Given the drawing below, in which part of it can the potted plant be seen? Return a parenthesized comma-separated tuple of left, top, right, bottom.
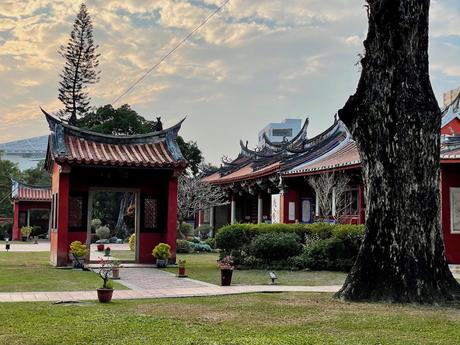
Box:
(104, 246, 111, 256)
(94, 258, 114, 303)
(152, 243, 171, 268)
(20, 226, 32, 242)
(97, 243, 105, 251)
(218, 256, 234, 286)
(69, 241, 88, 268)
(111, 260, 121, 279)
(178, 259, 187, 277)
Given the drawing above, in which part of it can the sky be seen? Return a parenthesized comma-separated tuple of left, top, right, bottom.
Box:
(1, 0, 460, 164)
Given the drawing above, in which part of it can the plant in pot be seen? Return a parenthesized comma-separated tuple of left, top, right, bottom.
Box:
(218, 256, 234, 286)
(97, 243, 105, 252)
(152, 243, 171, 268)
(104, 246, 111, 257)
(111, 260, 121, 279)
(20, 226, 32, 242)
(94, 258, 114, 303)
(177, 259, 187, 277)
(69, 241, 88, 268)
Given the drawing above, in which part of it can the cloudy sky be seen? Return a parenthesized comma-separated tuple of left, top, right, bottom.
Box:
(1, 0, 460, 164)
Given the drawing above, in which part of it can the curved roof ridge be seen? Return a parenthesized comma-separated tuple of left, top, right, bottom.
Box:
(10, 178, 51, 189)
(42, 108, 185, 145)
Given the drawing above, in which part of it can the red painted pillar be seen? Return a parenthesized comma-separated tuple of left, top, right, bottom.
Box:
(12, 202, 20, 240)
(165, 176, 178, 262)
(281, 189, 299, 224)
(50, 165, 70, 267)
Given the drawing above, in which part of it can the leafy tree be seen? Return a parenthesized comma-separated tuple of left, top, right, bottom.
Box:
(335, 0, 460, 303)
(78, 104, 204, 174)
(76, 104, 154, 135)
(58, 3, 100, 125)
(22, 161, 51, 186)
(0, 154, 22, 217)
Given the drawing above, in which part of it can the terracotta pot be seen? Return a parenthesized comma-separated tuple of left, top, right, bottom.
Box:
(97, 288, 114, 303)
(220, 269, 233, 286)
(112, 267, 120, 279)
(97, 244, 105, 251)
(178, 266, 186, 276)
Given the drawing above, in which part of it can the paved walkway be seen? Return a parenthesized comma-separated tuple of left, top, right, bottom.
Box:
(0, 285, 342, 303)
(0, 241, 50, 252)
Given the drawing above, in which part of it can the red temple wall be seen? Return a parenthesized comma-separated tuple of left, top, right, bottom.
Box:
(440, 165, 460, 264)
(442, 118, 460, 136)
(50, 166, 179, 266)
(12, 201, 51, 240)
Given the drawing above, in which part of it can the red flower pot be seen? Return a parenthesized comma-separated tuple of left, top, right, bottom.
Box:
(220, 269, 233, 286)
(97, 244, 105, 252)
(97, 288, 114, 303)
(178, 266, 186, 276)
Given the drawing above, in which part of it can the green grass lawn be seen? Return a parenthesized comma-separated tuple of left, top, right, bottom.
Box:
(165, 253, 347, 286)
(110, 250, 135, 261)
(0, 252, 127, 292)
(0, 292, 459, 344)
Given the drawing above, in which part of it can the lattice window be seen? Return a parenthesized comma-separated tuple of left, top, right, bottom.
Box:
(69, 196, 83, 228)
(143, 198, 158, 229)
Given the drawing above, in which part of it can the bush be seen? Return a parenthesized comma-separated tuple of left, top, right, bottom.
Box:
(176, 240, 194, 253)
(251, 232, 302, 262)
(195, 224, 212, 239)
(31, 226, 46, 237)
(128, 234, 136, 251)
(215, 223, 252, 253)
(178, 222, 193, 238)
(69, 241, 87, 257)
(215, 222, 364, 270)
(91, 219, 102, 230)
(20, 226, 32, 237)
(152, 243, 171, 260)
(204, 237, 215, 249)
(0, 222, 12, 240)
(96, 226, 110, 239)
(191, 242, 212, 252)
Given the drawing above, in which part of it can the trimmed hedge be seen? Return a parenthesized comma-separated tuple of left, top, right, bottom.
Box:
(215, 223, 364, 271)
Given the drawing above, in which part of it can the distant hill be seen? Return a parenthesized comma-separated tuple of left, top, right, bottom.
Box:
(0, 135, 48, 170)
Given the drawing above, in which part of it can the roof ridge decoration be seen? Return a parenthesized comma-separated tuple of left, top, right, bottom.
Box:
(42, 108, 187, 169)
(42, 108, 185, 145)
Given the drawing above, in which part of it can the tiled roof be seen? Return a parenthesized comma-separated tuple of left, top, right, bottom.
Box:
(12, 181, 51, 202)
(43, 109, 187, 169)
(283, 139, 360, 175)
(204, 162, 280, 184)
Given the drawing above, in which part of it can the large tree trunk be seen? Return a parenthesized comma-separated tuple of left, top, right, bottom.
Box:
(336, 0, 460, 303)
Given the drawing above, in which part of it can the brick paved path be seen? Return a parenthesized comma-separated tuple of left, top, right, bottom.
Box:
(0, 285, 342, 303)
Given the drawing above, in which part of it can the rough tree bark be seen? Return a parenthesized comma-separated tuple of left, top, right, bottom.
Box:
(336, 0, 460, 303)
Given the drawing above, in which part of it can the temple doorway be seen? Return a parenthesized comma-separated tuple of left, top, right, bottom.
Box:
(87, 188, 139, 262)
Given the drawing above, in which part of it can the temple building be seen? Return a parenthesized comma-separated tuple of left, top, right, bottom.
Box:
(11, 180, 51, 240)
(42, 109, 187, 266)
(202, 95, 460, 264)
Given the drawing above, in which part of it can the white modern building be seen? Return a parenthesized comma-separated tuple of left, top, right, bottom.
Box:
(258, 118, 302, 147)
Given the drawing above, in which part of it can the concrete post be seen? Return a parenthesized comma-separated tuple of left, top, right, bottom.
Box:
(257, 193, 263, 224)
(231, 196, 236, 224)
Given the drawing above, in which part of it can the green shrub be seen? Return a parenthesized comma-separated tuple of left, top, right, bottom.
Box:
(251, 232, 302, 262)
(0, 222, 12, 240)
(178, 222, 193, 238)
(96, 226, 110, 239)
(204, 237, 215, 249)
(215, 223, 252, 252)
(128, 234, 136, 251)
(176, 240, 194, 253)
(31, 226, 46, 237)
(303, 235, 360, 272)
(152, 243, 171, 260)
(69, 241, 87, 257)
(191, 242, 212, 252)
(20, 226, 32, 237)
(195, 224, 212, 239)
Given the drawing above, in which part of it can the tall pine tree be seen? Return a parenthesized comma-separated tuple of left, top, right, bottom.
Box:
(58, 3, 100, 125)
